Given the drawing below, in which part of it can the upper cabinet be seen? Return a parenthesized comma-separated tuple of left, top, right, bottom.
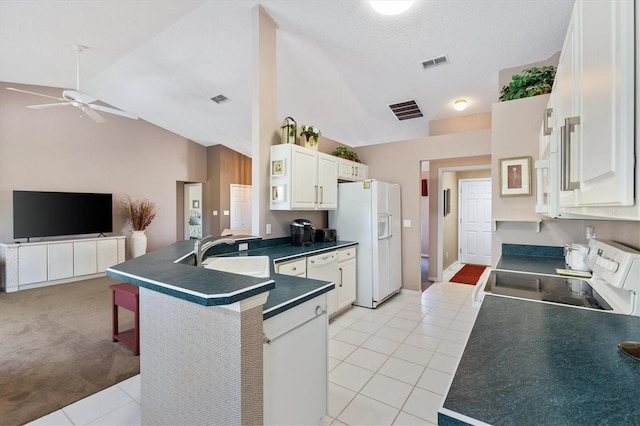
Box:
(540, 0, 638, 220)
(337, 158, 368, 182)
(556, 0, 635, 209)
(270, 144, 338, 211)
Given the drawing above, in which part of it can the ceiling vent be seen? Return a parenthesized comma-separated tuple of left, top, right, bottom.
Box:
(210, 94, 229, 104)
(388, 100, 423, 121)
(422, 55, 449, 69)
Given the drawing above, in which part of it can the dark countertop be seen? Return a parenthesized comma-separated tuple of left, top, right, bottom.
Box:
(439, 295, 640, 426)
(106, 239, 356, 319)
(495, 254, 567, 276)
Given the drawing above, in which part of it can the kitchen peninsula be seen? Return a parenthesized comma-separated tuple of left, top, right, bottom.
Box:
(106, 237, 355, 425)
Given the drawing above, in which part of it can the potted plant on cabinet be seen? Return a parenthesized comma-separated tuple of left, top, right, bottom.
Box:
(300, 125, 320, 150)
(330, 146, 361, 163)
(121, 195, 157, 258)
(499, 66, 556, 101)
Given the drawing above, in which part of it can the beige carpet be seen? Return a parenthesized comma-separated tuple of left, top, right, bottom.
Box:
(0, 276, 140, 425)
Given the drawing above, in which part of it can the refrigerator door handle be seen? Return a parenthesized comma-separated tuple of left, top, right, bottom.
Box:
(387, 213, 392, 238)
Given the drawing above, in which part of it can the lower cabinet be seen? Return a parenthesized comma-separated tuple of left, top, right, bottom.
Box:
(274, 247, 357, 317)
(263, 293, 328, 425)
(337, 247, 357, 312)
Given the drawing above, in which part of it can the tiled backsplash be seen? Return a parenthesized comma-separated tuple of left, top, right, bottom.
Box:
(501, 243, 564, 258)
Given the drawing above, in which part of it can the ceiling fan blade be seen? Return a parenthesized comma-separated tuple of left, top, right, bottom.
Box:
(7, 87, 65, 101)
(89, 104, 138, 120)
(62, 89, 96, 104)
(27, 102, 72, 109)
(82, 106, 107, 123)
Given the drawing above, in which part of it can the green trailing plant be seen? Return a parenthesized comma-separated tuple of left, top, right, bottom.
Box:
(331, 146, 361, 163)
(499, 66, 556, 101)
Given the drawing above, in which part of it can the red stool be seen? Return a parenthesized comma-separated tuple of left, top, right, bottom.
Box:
(110, 283, 140, 356)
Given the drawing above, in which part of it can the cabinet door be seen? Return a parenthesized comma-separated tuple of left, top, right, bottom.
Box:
(338, 159, 355, 181)
(74, 241, 97, 276)
(263, 302, 327, 425)
(18, 245, 47, 285)
(317, 153, 338, 209)
(338, 260, 356, 310)
(48, 242, 74, 281)
(290, 147, 318, 209)
(354, 163, 368, 181)
(97, 239, 118, 272)
(575, 0, 634, 206)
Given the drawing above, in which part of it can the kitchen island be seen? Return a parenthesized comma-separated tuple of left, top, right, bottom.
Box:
(106, 237, 356, 425)
(439, 247, 640, 425)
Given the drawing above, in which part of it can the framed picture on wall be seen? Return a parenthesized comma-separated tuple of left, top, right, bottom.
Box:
(499, 156, 532, 197)
(271, 159, 284, 176)
(444, 188, 451, 216)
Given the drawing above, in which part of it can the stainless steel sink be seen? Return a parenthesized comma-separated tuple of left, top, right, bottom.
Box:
(201, 256, 271, 278)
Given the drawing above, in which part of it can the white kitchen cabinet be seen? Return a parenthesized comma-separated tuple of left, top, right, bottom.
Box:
(270, 144, 338, 211)
(275, 257, 306, 277)
(338, 158, 368, 182)
(337, 246, 356, 312)
(47, 242, 74, 281)
(556, 0, 635, 209)
(263, 293, 328, 425)
(18, 244, 47, 285)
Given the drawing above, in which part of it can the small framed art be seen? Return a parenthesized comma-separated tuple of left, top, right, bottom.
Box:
(499, 156, 532, 197)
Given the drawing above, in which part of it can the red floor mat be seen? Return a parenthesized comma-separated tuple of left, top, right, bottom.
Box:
(450, 264, 487, 285)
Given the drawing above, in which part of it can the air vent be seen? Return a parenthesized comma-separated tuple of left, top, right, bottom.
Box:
(388, 100, 424, 121)
(422, 55, 449, 69)
(210, 94, 229, 104)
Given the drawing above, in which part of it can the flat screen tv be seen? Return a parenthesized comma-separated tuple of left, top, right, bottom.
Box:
(13, 191, 113, 240)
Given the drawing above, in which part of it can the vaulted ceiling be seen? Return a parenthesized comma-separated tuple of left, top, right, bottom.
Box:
(0, 0, 575, 156)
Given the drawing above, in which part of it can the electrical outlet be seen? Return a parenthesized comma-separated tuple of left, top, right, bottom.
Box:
(446, 251, 449, 259)
(213, 210, 218, 216)
(266, 224, 272, 235)
(238, 243, 248, 251)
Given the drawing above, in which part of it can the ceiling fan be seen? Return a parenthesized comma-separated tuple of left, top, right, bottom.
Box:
(6, 44, 137, 123)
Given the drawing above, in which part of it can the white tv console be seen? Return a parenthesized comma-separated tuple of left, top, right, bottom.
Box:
(0, 236, 125, 293)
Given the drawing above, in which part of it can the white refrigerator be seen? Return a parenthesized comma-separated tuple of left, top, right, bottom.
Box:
(329, 180, 402, 308)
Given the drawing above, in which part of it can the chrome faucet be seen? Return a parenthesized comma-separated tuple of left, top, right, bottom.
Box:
(194, 236, 236, 266)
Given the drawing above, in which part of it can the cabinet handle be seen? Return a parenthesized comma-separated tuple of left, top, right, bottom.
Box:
(314, 185, 318, 204)
(339, 267, 343, 287)
(543, 107, 553, 136)
(561, 116, 581, 191)
(352, 165, 355, 177)
(320, 186, 324, 204)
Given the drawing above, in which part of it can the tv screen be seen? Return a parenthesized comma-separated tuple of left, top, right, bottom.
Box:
(13, 191, 113, 239)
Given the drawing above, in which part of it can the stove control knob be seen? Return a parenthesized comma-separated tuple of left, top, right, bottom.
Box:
(607, 260, 619, 272)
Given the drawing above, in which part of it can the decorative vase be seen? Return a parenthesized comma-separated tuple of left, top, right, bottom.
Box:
(131, 230, 147, 258)
(304, 136, 319, 151)
(281, 116, 297, 144)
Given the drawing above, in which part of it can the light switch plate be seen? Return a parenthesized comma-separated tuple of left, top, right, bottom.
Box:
(213, 210, 218, 216)
(403, 219, 411, 227)
(223, 210, 229, 216)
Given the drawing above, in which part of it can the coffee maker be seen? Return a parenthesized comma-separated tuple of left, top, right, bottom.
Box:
(290, 219, 315, 246)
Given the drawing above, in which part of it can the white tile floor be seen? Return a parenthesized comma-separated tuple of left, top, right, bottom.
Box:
(28, 264, 482, 426)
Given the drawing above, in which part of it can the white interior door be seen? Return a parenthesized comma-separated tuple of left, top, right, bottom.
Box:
(230, 184, 252, 231)
(458, 179, 492, 266)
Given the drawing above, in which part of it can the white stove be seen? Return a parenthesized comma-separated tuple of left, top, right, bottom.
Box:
(477, 239, 640, 316)
(585, 239, 640, 315)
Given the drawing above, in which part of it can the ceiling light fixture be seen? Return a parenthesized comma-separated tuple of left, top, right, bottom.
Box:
(454, 99, 468, 111)
(369, 1, 415, 16)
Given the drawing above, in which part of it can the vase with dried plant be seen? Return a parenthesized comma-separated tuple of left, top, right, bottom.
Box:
(121, 195, 157, 257)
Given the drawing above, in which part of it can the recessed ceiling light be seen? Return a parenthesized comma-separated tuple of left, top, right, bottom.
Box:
(454, 99, 468, 111)
(369, 1, 415, 16)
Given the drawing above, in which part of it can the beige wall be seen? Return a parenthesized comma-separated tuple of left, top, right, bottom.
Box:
(429, 112, 492, 137)
(0, 82, 207, 256)
(356, 130, 492, 292)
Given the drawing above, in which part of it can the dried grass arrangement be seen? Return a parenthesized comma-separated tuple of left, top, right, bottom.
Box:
(120, 195, 157, 231)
